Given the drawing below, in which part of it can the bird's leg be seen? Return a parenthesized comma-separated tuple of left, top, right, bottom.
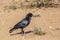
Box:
(21, 28, 25, 34)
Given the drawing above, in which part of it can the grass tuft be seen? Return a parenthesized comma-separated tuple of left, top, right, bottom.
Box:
(33, 27, 46, 35)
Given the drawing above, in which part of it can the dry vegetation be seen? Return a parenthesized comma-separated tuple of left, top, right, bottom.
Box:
(4, 0, 60, 11)
(33, 27, 46, 35)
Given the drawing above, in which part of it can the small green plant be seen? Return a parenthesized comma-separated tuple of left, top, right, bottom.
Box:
(33, 27, 46, 35)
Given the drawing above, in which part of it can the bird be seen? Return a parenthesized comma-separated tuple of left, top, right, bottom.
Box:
(9, 13, 34, 34)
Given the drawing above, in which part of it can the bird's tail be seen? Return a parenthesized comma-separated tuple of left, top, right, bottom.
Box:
(9, 27, 16, 33)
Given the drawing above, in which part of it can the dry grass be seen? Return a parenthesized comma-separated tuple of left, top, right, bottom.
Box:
(4, 0, 21, 11)
(33, 27, 46, 35)
(3, 0, 60, 11)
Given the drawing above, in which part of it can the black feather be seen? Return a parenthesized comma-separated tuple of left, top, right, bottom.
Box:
(9, 13, 33, 34)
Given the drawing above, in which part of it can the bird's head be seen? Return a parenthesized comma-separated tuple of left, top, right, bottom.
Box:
(26, 13, 33, 17)
(26, 13, 40, 18)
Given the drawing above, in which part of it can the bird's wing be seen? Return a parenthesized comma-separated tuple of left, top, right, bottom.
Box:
(18, 20, 28, 26)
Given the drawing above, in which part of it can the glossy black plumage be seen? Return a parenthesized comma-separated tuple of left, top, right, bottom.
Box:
(9, 13, 33, 34)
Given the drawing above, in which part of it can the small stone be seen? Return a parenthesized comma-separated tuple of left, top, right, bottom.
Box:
(48, 26, 53, 29)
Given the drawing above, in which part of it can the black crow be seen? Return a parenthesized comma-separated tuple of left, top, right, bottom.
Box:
(9, 13, 34, 34)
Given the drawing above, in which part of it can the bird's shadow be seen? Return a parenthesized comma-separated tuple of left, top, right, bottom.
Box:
(10, 31, 33, 36)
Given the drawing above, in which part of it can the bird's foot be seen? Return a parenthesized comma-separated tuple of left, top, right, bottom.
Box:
(21, 32, 26, 36)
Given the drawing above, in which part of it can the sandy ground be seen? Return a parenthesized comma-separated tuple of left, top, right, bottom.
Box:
(0, 0, 60, 40)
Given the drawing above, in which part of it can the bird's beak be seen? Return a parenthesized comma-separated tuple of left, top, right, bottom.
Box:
(33, 14, 40, 17)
